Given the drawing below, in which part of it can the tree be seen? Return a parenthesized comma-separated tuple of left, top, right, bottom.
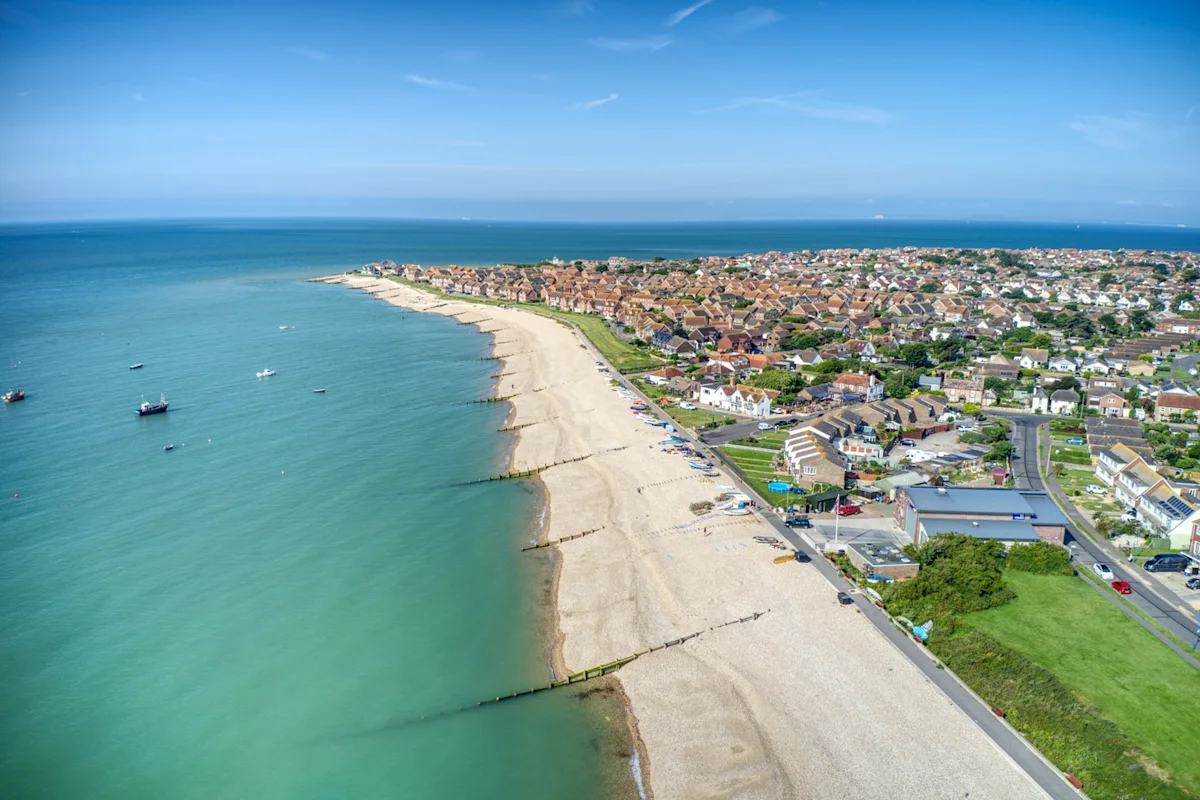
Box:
(813, 359, 846, 375)
(983, 377, 1011, 397)
(962, 402, 982, 416)
(900, 343, 931, 368)
(1129, 309, 1154, 332)
(885, 371, 914, 399)
(1029, 333, 1052, 349)
(990, 441, 1015, 460)
(786, 333, 821, 351)
(1048, 376, 1079, 392)
(1097, 313, 1121, 334)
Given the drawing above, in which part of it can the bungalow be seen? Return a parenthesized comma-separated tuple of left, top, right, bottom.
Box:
(1019, 348, 1049, 369)
(789, 349, 824, 368)
(1048, 389, 1081, 415)
(1048, 355, 1078, 373)
(645, 366, 686, 386)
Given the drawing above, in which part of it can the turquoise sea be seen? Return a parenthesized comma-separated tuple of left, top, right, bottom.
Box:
(1, 219, 1197, 799)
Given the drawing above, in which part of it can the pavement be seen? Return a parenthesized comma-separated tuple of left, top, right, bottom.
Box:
(587, 352, 1080, 800)
(1003, 412, 1200, 653)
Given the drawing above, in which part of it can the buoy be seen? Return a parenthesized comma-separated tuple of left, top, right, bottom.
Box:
(13, 493, 17, 498)
(281, 471, 285, 475)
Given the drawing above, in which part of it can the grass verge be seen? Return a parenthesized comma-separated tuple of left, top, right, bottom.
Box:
(962, 571, 1200, 797)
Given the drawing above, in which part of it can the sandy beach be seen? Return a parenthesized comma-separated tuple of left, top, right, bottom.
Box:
(333, 275, 1048, 800)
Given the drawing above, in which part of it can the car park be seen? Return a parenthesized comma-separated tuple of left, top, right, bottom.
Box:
(1144, 554, 1191, 573)
(1085, 485, 1107, 495)
(1092, 562, 1114, 580)
(1111, 580, 1132, 594)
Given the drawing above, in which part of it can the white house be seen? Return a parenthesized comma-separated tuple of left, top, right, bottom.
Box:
(698, 383, 775, 418)
(1049, 355, 1078, 372)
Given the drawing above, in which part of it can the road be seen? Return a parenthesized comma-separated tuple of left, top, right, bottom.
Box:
(576, 341, 1080, 799)
(1004, 412, 1200, 647)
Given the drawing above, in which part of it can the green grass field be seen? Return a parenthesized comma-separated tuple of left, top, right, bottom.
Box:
(970, 571, 1200, 795)
(718, 446, 794, 506)
(636, 381, 735, 430)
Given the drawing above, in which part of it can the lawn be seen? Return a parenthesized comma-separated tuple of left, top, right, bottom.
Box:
(718, 446, 794, 506)
(969, 571, 1200, 796)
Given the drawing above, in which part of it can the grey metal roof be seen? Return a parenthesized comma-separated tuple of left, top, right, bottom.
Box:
(902, 488, 1066, 527)
(920, 518, 1043, 542)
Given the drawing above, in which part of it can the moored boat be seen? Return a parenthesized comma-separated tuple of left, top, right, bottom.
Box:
(163, 444, 174, 451)
(129, 363, 143, 370)
(312, 388, 327, 393)
(137, 394, 168, 415)
(3, 390, 25, 403)
(256, 369, 276, 378)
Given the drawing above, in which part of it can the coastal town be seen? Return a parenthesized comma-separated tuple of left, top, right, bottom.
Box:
(352, 245, 1200, 798)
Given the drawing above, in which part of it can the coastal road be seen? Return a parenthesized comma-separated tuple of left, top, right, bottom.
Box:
(580, 356, 1081, 799)
(1002, 412, 1200, 647)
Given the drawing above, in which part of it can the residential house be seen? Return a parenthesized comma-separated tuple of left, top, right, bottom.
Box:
(1048, 389, 1080, 415)
(697, 383, 777, 417)
(1135, 482, 1200, 549)
(1155, 393, 1200, 422)
(1087, 389, 1130, 418)
(1019, 348, 1049, 369)
(832, 372, 885, 402)
(942, 378, 985, 406)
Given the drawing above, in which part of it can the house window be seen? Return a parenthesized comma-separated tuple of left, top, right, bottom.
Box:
(803, 466, 817, 476)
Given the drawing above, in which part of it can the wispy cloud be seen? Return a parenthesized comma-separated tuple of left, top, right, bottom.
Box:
(1187, 106, 1195, 121)
(532, 73, 552, 81)
(558, 0, 595, 15)
(132, 92, 145, 102)
(284, 46, 330, 62)
(588, 36, 672, 53)
(667, 0, 714, 26)
(727, 6, 781, 31)
(405, 73, 468, 90)
(441, 49, 479, 65)
(17, 88, 32, 97)
(702, 92, 891, 124)
(1068, 112, 1167, 150)
(570, 92, 619, 111)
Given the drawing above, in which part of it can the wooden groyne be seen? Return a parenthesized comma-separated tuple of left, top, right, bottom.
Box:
(456, 453, 594, 486)
(463, 394, 516, 405)
(492, 371, 520, 379)
(498, 421, 540, 433)
(425, 302, 449, 311)
(492, 339, 517, 346)
(522, 526, 605, 551)
(475, 610, 770, 707)
(447, 310, 472, 318)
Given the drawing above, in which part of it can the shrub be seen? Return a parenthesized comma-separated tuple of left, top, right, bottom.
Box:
(1006, 542, 1074, 575)
(885, 534, 1014, 624)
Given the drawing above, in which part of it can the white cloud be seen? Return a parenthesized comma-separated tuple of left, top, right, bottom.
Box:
(1187, 106, 1195, 121)
(588, 36, 672, 52)
(17, 88, 32, 97)
(702, 92, 891, 124)
(570, 92, 619, 111)
(132, 92, 145, 102)
(728, 6, 781, 31)
(405, 74, 468, 90)
(532, 73, 552, 81)
(284, 46, 330, 62)
(667, 0, 714, 26)
(1068, 112, 1163, 150)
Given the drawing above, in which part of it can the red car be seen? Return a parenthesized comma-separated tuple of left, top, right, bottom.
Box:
(835, 504, 861, 517)
(1111, 580, 1132, 595)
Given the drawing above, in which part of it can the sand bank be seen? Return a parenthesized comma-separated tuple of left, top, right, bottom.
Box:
(333, 276, 1047, 800)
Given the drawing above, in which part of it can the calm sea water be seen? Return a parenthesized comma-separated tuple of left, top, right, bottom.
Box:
(1, 218, 1197, 799)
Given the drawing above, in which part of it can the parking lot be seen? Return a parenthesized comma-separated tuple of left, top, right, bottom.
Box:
(887, 429, 965, 468)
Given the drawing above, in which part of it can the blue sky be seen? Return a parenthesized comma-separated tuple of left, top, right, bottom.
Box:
(0, 0, 1196, 223)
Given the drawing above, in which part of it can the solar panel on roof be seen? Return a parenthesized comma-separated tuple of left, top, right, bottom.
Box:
(1165, 496, 1193, 516)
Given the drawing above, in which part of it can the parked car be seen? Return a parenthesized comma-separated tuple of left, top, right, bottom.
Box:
(836, 591, 854, 605)
(1066, 437, 1085, 445)
(785, 515, 812, 529)
(1186, 577, 1200, 590)
(1120, 511, 1137, 522)
(1144, 554, 1191, 573)
(835, 504, 861, 517)
(1111, 580, 1133, 595)
(776, 418, 798, 427)
(1092, 562, 1114, 580)
(758, 421, 774, 431)
(900, 438, 917, 446)
(679, 402, 697, 410)
(957, 425, 976, 433)
(1085, 485, 1107, 495)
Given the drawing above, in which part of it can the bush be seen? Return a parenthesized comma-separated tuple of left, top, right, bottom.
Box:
(885, 534, 1014, 624)
(1006, 542, 1074, 575)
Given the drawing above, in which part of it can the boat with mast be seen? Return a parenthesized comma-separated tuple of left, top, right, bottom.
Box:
(137, 394, 168, 415)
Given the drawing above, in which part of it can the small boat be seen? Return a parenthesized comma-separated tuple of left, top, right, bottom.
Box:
(279, 326, 288, 330)
(3, 390, 25, 403)
(702, 469, 721, 477)
(688, 462, 714, 470)
(312, 388, 327, 393)
(129, 363, 143, 370)
(163, 444, 174, 451)
(256, 369, 276, 378)
(723, 507, 751, 517)
(137, 394, 168, 415)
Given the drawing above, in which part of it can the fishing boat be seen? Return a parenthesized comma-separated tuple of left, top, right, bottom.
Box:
(129, 363, 143, 370)
(312, 388, 327, 393)
(3, 390, 25, 403)
(137, 394, 168, 415)
(279, 326, 288, 330)
(256, 368, 276, 378)
(163, 444, 174, 451)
